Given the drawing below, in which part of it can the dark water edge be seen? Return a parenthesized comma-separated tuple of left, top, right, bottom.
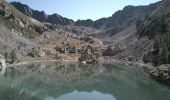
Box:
(0, 62, 170, 100)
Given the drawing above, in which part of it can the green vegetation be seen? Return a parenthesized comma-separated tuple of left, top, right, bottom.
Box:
(79, 45, 100, 63)
(103, 45, 114, 57)
(141, 14, 170, 66)
(4, 50, 20, 64)
(103, 44, 123, 57)
(154, 32, 170, 64)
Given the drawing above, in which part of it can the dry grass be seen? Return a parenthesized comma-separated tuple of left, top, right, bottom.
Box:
(39, 33, 101, 60)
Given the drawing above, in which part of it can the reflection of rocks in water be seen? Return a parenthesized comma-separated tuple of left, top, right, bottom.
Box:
(0, 86, 41, 100)
(0, 63, 170, 100)
(0, 55, 7, 75)
(12, 62, 127, 82)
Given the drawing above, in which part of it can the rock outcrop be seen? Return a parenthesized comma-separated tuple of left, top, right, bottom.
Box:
(75, 19, 94, 27)
(47, 14, 74, 25)
(150, 64, 170, 85)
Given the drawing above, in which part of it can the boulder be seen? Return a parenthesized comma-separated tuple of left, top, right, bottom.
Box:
(79, 61, 87, 64)
(37, 48, 45, 57)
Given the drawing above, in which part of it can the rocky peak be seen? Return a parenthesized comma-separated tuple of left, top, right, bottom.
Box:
(10, 2, 33, 17)
(33, 10, 48, 22)
(74, 3, 159, 30)
(75, 19, 94, 27)
(10, 2, 74, 25)
(47, 13, 74, 25)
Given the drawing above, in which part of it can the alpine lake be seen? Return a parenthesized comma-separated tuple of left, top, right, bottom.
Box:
(0, 62, 170, 100)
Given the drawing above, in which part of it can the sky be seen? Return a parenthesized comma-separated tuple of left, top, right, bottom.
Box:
(6, 0, 160, 21)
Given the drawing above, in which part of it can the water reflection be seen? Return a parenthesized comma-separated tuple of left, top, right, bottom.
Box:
(46, 90, 116, 100)
(0, 62, 170, 100)
(0, 65, 7, 75)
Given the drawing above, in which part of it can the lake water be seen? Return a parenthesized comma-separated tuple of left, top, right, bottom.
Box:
(0, 62, 170, 100)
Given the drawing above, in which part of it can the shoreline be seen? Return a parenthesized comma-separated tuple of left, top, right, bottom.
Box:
(6, 59, 170, 85)
(8, 59, 155, 71)
(8, 59, 78, 67)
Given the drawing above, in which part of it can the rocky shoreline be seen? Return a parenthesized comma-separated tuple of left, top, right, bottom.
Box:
(149, 64, 170, 85)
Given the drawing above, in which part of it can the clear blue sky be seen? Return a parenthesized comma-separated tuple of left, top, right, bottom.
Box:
(6, 0, 160, 21)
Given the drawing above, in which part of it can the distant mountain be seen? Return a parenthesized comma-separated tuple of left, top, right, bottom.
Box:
(73, 2, 159, 41)
(10, 2, 74, 25)
(74, 3, 158, 29)
(75, 19, 94, 27)
(11, 1, 158, 32)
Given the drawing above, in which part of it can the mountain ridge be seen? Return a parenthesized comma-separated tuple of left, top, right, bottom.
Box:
(10, 1, 74, 25)
(1, 0, 168, 64)
(10, 1, 160, 30)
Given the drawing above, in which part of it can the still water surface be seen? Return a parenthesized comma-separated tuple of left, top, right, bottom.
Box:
(0, 62, 170, 100)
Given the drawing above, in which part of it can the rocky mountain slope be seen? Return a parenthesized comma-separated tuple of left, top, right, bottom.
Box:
(0, 0, 46, 52)
(10, 2, 74, 25)
(138, 0, 170, 65)
(0, 0, 57, 64)
(0, 0, 103, 64)
(1, 0, 169, 67)
(10, 1, 159, 44)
